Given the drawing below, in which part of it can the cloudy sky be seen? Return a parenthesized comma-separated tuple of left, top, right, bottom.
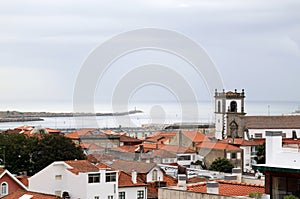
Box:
(0, 0, 300, 112)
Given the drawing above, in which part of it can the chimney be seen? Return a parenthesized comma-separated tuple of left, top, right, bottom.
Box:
(177, 174, 187, 190)
(265, 131, 282, 165)
(132, 170, 137, 184)
(206, 181, 219, 194)
(232, 168, 242, 182)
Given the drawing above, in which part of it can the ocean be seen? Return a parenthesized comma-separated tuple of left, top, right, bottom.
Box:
(0, 101, 299, 130)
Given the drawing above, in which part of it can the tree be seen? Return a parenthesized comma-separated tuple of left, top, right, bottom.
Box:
(208, 157, 234, 173)
(255, 143, 265, 164)
(0, 133, 85, 175)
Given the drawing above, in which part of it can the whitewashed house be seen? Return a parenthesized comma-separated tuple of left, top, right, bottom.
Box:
(28, 160, 118, 199)
(118, 170, 147, 199)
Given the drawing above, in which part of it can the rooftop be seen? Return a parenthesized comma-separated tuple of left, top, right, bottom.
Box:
(65, 160, 99, 174)
(2, 190, 61, 199)
(109, 159, 157, 174)
(187, 180, 264, 196)
(196, 141, 242, 151)
(245, 115, 300, 129)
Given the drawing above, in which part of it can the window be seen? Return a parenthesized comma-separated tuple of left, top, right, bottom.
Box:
(152, 170, 158, 181)
(1, 182, 8, 196)
(108, 196, 113, 199)
(254, 133, 262, 138)
(177, 155, 191, 161)
(88, 173, 100, 183)
(119, 191, 125, 199)
(237, 152, 241, 160)
(217, 101, 221, 113)
(106, 172, 116, 182)
(95, 197, 99, 199)
(55, 175, 62, 180)
(282, 133, 286, 138)
(231, 152, 237, 159)
(226, 152, 231, 159)
(137, 190, 144, 199)
(230, 101, 237, 112)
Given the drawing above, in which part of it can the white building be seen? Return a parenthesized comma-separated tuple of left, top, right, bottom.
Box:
(253, 131, 300, 198)
(29, 160, 118, 199)
(109, 160, 164, 183)
(245, 115, 300, 139)
(118, 170, 147, 199)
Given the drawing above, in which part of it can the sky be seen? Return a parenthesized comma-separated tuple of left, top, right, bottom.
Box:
(0, 0, 300, 112)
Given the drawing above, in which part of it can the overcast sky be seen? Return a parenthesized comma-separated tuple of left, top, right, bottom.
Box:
(0, 0, 300, 112)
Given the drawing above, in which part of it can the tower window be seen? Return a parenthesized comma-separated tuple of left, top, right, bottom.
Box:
(217, 101, 221, 113)
(230, 101, 237, 112)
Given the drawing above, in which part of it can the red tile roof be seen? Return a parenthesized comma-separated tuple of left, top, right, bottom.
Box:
(120, 135, 142, 143)
(3, 190, 61, 199)
(163, 174, 177, 186)
(16, 175, 29, 187)
(160, 145, 196, 154)
(219, 138, 258, 146)
(183, 131, 207, 143)
(188, 180, 265, 196)
(65, 160, 99, 174)
(146, 132, 177, 144)
(196, 141, 242, 151)
(245, 115, 300, 129)
(118, 171, 147, 187)
(65, 128, 98, 139)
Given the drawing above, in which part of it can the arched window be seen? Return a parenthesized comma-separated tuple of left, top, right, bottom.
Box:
(152, 169, 158, 181)
(217, 101, 221, 113)
(230, 101, 237, 112)
(1, 182, 8, 196)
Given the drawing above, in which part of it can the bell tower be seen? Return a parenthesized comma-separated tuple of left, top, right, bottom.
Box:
(215, 89, 246, 139)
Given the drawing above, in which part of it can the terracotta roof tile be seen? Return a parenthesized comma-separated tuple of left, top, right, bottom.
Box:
(3, 190, 61, 199)
(187, 180, 265, 196)
(160, 145, 196, 154)
(196, 141, 242, 151)
(245, 115, 300, 129)
(187, 176, 208, 184)
(146, 132, 177, 144)
(120, 135, 142, 143)
(118, 171, 147, 187)
(65, 160, 99, 174)
(80, 143, 105, 150)
(219, 138, 258, 146)
(183, 131, 207, 143)
(111, 145, 137, 153)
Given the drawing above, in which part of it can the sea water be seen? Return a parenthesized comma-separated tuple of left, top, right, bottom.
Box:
(0, 101, 299, 130)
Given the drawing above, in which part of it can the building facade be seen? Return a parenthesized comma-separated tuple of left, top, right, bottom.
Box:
(215, 89, 246, 140)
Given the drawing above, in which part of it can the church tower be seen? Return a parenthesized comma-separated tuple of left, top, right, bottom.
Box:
(214, 89, 246, 140)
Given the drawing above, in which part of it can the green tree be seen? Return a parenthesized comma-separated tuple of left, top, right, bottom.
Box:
(0, 133, 85, 175)
(31, 134, 86, 174)
(208, 157, 234, 173)
(255, 143, 265, 164)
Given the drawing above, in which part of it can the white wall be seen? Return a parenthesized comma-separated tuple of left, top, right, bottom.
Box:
(249, 129, 300, 139)
(29, 162, 118, 199)
(265, 131, 300, 169)
(146, 167, 164, 182)
(119, 186, 147, 199)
